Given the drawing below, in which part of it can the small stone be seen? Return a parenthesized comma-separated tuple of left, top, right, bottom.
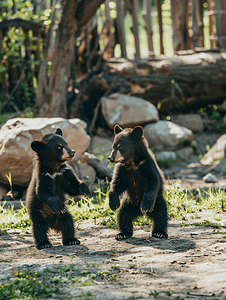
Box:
(67, 253, 78, 257)
(7, 229, 22, 234)
(202, 173, 218, 183)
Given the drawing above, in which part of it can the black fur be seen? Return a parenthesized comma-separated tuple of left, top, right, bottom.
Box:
(108, 125, 168, 241)
(26, 128, 91, 250)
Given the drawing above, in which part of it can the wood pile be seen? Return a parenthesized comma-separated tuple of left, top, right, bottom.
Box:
(70, 50, 226, 128)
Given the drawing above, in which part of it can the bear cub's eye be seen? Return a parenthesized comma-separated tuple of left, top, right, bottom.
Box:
(57, 145, 63, 150)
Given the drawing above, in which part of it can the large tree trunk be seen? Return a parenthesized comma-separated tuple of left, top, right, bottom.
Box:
(191, 0, 204, 48)
(170, 0, 190, 52)
(215, 0, 226, 49)
(36, 0, 105, 118)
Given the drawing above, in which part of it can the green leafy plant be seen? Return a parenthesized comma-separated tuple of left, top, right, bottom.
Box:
(171, 79, 184, 98)
(0, 269, 60, 300)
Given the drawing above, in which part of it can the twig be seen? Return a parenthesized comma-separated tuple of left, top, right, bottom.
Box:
(187, 292, 215, 297)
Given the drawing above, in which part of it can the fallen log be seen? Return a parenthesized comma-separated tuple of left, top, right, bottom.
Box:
(81, 152, 113, 179)
(70, 52, 226, 121)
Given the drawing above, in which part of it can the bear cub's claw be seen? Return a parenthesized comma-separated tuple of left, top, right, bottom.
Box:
(79, 182, 91, 197)
(152, 232, 168, 239)
(37, 241, 52, 250)
(140, 199, 155, 214)
(115, 233, 132, 241)
(63, 238, 80, 246)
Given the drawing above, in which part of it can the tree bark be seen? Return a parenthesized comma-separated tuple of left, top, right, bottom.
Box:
(71, 53, 226, 121)
(131, 0, 140, 58)
(215, 0, 226, 49)
(156, 0, 164, 54)
(36, 0, 105, 118)
(143, 0, 154, 56)
(170, 0, 190, 52)
(116, 0, 127, 58)
(191, 0, 204, 48)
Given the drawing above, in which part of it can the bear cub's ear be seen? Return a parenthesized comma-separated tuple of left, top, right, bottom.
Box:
(114, 124, 123, 135)
(31, 141, 44, 153)
(131, 126, 143, 139)
(55, 128, 63, 136)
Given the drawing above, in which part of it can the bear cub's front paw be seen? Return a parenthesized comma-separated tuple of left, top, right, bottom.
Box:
(109, 191, 120, 211)
(79, 182, 91, 197)
(51, 201, 67, 214)
(141, 198, 155, 214)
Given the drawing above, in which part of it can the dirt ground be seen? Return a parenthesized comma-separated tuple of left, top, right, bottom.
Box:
(1, 206, 226, 300)
(1, 132, 226, 300)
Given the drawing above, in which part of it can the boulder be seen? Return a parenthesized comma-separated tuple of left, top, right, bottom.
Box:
(0, 117, 90, 186)
(175, 147, 194, 162)
(221, 100, 226, 111)
(201, 134, 226, 165)
(143, 120, 193, 150)
(90, 136, 113, 158)
(77, 163, 96, 184)
(223, 115, 226, 124)
(101, 93, 159, 129)
(171, 114, 204, 132)
(213, 157, 226, 174)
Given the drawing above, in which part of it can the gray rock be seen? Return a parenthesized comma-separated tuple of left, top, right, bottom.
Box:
(201, 134, 226, 165)
(221, 100, 226, 111)
(214, 157, 226, 174)
(155, 151, 177, 161)
(171, 114, 204, 132)
(175, 147, 194, 162)
(77, 163, 96, 184)
(202, 173, 218, 183)
(143, 120, 193, 150)
(223, 115, 226, 124)
(0, 117, 90, 186)
(101, 93, 159, 129)
(91, 136, 113, 158)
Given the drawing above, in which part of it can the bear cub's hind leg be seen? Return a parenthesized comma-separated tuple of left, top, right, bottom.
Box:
(148, 194, 168, 239)
(58, 212, 80, 246)
(32, 214, 52, 250)
(116, 200, 140, 240)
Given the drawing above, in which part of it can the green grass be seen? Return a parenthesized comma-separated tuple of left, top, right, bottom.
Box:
(165, 183, 226, 219)
(0, 201, 31, 230)
(1, 181, 226, 232)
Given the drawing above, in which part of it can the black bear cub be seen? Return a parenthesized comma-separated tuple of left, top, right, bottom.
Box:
(108, 125, 168, 240)
(26, 128, 91, 250)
